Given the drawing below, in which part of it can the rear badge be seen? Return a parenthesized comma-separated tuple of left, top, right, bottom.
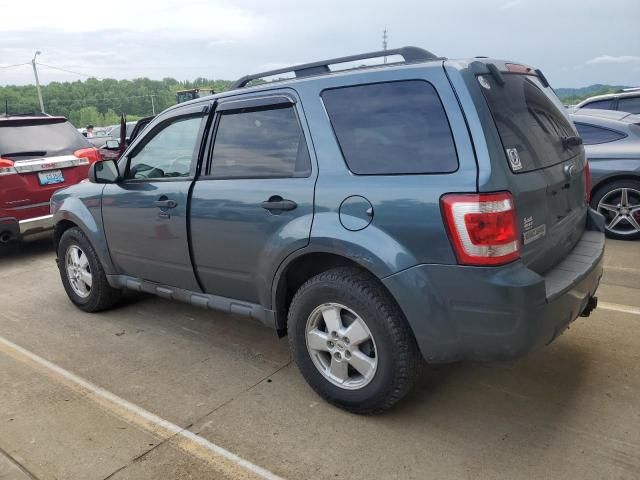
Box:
(478, 75, 491, 90)
(523, 223, 546, 245)
(506, 148, 523, 171)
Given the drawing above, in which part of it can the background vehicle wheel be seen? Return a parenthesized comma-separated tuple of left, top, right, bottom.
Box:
(591, 179, 640, 240)
(288, 267, 421, 414)
(57, 227, 122, 312)
(0, 240, 19, 258)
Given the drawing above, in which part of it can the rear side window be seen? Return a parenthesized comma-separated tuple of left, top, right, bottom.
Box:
(618, 97, 640, 114)
(0, 119, 90, 160)
(479, 73, 578, 173)
(321, 81, 458, 175)
(581, 99, 613, 110)
(574, 123, 626, 145)
(210, 105, 310, 178)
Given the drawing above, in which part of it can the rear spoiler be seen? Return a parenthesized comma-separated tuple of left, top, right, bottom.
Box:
(474, 61, 550, 88)
(0, 116, 67, 127)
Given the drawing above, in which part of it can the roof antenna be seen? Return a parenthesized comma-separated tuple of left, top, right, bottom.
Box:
(382, 29, 388, 64)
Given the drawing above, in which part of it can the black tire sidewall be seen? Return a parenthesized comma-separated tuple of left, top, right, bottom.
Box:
(591, 179, 640, 240)
(58, 228, 105, 309)
(289, 275, 410, 410)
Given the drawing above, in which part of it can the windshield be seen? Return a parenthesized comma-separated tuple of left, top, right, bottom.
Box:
(0, 119, 91, 159)
(479, 73, 579, 173)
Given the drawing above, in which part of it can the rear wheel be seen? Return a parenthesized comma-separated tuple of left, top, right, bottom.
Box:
(288, 267, 421, 414)
(591, 179, 640, 240)
(58, 227, 122, 312)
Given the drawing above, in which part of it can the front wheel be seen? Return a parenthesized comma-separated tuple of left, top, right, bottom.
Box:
(57, 227, 122, 312)
(288, 267, 421, 414)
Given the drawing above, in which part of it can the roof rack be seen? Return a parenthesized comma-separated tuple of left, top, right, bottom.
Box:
(231, 46, 441, 89)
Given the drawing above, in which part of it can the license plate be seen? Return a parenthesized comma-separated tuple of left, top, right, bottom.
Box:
(38, 169, 65, 185)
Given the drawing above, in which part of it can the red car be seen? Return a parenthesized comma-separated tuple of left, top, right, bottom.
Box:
(0, 115, 101, 255)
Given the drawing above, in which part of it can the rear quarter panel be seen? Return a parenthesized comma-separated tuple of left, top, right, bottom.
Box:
(288, 63, 479, 278)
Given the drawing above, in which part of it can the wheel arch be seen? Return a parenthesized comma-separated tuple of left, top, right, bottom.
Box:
(591, 173, 640, 198)
(272, 250, 404, 335)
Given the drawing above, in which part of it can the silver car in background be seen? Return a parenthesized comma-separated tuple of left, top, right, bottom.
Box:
(571, 109, 640, 239)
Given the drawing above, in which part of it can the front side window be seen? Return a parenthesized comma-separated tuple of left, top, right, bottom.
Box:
(210, 104, 310, 178)
(574, 122, 626, 145)
(321, 80, 458, 175)
(125, 116, 202, 180)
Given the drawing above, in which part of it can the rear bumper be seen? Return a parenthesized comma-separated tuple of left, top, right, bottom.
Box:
(0, 214, 54, 239)
(383, 210, 605, 363)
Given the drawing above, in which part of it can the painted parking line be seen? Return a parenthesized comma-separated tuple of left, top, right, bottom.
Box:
(0, 335, 284, 480)
(598, 302, 640, 316)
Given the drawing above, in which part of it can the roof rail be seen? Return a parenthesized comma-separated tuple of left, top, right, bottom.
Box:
(231, 46, 441, 89)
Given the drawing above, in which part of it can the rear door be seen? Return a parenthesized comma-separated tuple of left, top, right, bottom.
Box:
(189, 91, 316, 305)
(0, 118, 96, 220)
(476, 68, 589, 273)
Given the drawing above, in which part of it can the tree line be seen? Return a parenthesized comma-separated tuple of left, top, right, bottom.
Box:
(0, 77, 233, 128)
(1, 76, 627, 128)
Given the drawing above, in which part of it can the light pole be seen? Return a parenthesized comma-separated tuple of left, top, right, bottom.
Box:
(31, 51, 45, 113)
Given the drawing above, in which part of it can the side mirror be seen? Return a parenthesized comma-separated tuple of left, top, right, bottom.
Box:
(88, 159, 120, 184)
(105, 139, 120, 150)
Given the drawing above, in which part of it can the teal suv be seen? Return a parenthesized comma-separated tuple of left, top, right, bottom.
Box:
(52, 47, 605, 413)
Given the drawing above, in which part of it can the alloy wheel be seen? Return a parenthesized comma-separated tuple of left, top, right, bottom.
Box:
(305, 302, 378, 390)
(597, 187, 640, 236)
(65, 245, 93, 298)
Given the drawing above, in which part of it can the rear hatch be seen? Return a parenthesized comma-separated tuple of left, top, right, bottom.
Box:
(0, 117, 99, 220)
(475, 64, 589, 273)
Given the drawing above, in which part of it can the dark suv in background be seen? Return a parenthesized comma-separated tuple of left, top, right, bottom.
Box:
(0, 115, 101, 255)
(52, 47, 605, 413)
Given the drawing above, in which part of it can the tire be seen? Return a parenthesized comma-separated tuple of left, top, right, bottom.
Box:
(287, 267, 421, 414)
(57, 227, 122, 312)
(591, 179, 640, 240)
(0, 240, 19, 258)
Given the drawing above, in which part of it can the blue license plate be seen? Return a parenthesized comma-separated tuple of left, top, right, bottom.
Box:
(38, 169, 64, 185)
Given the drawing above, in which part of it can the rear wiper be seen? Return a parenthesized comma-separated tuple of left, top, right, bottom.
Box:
(3, 151, 47, 158)
(561, 136, 583, 150)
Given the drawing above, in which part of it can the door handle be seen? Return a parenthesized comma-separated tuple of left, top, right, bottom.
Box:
(261, 196, 297, 212)
(154, 198, 177, 209)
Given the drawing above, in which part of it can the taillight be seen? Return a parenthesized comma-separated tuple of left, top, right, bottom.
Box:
(0, 158, 17, 176)
(584, 161, 591, 204)
(73, 147, 102, 165)
(441, 192, 520, 266)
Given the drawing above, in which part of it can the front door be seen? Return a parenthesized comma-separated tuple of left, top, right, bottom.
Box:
(102, 108, 207, 290)
(190, 92, 317, 305)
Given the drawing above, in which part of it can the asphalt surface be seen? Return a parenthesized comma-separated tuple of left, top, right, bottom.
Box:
(0, 236, 638, 480)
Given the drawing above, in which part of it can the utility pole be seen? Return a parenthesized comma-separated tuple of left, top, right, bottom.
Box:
(150, 94, 156, 115)
(382, 29, 388, 64)
(31, 51, 45, 113)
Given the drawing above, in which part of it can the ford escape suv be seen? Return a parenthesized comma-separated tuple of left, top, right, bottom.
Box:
(51, 47, 605, 413)
(1, 114, 101, 255)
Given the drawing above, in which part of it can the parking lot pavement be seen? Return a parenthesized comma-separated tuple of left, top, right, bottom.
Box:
(0, 237, 639, 480)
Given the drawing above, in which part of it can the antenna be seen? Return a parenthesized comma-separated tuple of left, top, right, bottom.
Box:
(382, 29, 388, 64)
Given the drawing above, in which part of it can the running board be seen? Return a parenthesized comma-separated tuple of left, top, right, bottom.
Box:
(106, 274, 277, 329)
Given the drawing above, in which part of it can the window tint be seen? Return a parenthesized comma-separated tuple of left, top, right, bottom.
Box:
(479, 73, 578, 172)
(618, 96, 640, 114)
(321, 81, 458, 175)
(210, 105, 310, 178)
(582, 99, 613, 110)
(574, 122, 626, 145)
(0, 119, 90, 159)
(126, 116, 202, 180)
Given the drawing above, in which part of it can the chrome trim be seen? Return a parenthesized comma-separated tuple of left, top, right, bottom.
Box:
(13, 155, 86, 173)
(18, 214, 54, 235)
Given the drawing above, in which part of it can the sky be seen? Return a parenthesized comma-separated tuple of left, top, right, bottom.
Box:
(1, 0, 639, 88)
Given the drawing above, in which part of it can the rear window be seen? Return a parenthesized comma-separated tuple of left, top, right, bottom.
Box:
(574, 123, 626, 145)
(0, 119, 90, 160)
(582, 99, 613, 110)
(618, 96, 640, 114)
(321, 80, 458, 175)
(479, 73, 579, 173)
